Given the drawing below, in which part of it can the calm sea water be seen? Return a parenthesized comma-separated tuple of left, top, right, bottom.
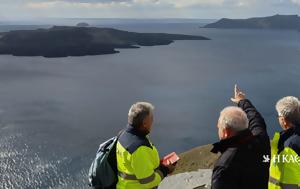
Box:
(0, 23, 300, 188)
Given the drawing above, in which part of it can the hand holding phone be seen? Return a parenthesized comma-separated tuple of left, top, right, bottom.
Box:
(160, 152, 180, 166)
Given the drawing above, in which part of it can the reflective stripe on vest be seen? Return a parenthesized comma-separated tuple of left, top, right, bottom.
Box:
(269, 176, 300, 189)
(118, 171, 137, 180)
(118, 167, 164, 184)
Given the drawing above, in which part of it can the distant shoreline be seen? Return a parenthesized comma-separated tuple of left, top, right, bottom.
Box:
(203, 14, 300, 30)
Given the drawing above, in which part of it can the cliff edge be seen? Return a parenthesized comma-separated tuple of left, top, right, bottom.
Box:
(159, 144, 219, 189)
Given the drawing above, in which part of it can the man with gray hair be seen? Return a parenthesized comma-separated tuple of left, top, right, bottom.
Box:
(269, 96, 300, 188)
(211, 85, 270, 189)
(116, 102, 175, 189)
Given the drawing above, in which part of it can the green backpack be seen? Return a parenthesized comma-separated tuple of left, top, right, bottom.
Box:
(88, 136, 119, 189)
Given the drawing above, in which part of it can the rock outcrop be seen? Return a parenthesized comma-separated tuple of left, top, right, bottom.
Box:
(159, 144, 219, 189)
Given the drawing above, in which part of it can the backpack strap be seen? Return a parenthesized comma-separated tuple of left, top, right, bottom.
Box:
(117, 130, 124, 139)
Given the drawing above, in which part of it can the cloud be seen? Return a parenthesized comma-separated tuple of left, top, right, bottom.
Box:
(26, 0, 257, 9)
(26, 0, 133, 9)
(27, 1, 58, 8)
(1, 0, 299, 20)
(132, 0, 159, 4)
(23, 0, 299, 11)
(163, 0, 225, 8)
(234, 0, 258, 7)
(30, 0, 130, 2)
(291, 0, 300, 5)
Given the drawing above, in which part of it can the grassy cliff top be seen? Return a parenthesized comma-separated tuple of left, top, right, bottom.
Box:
(173, 144, 219, 175)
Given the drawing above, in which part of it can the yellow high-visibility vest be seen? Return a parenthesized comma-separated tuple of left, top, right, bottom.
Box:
(269, 132, 300, 189)
(116, 136, 164, 189)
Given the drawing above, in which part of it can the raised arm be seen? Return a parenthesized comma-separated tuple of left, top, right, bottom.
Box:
(238, 99, 267, 136)
(231, 85, 267, 136)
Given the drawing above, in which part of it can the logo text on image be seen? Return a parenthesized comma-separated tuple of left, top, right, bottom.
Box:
(263, 155, 300, 163)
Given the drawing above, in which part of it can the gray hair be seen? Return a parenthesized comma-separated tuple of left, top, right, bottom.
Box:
(218, 106, 249, 132)
(276, 96, 300, 125)
(128, 102, 154, 128)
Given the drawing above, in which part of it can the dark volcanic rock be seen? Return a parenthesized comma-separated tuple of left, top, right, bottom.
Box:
(76, 22, 89, 27)
(204, 14, 300, 30)
(0, 26, 210, 58)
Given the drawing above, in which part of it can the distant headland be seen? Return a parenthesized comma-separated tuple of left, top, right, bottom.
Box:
(0, 26, 209, 58)
(204, 14, 300, 30)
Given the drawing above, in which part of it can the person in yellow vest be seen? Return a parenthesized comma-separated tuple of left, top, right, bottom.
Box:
(269, 96, 300, 189)
(116, 102, 176, 189)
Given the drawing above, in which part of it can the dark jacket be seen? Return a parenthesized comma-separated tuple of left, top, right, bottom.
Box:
(211, 99, 271, 189)
(118, 124, 153, 154)
(278, 124, 300, 156)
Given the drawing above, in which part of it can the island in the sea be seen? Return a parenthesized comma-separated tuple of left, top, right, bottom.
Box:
(0, 26, 209, 58)
(204, 14, 300, 30)
(76, 22, 90, 27)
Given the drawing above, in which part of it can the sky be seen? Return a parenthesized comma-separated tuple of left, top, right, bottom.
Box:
(0, 0, 300, 20)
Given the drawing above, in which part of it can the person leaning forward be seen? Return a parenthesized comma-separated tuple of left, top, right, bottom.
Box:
(211, 85, 270, 189)
(116, 102, 175, 189)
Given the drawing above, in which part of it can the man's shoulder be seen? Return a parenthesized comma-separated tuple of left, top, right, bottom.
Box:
(118, 131, 152, 154)
(284, 134, 300, 156)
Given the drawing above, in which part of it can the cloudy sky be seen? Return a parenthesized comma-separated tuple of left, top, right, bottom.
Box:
(0, 0, 300, 20)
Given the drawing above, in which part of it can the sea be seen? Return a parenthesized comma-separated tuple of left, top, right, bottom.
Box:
(0, 19, 300, 188)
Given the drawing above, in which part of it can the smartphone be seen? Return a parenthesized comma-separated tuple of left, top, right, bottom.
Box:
(160, 152, 180, 166)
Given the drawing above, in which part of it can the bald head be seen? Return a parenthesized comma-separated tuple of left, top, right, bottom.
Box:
(218, 106, 249, 133)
